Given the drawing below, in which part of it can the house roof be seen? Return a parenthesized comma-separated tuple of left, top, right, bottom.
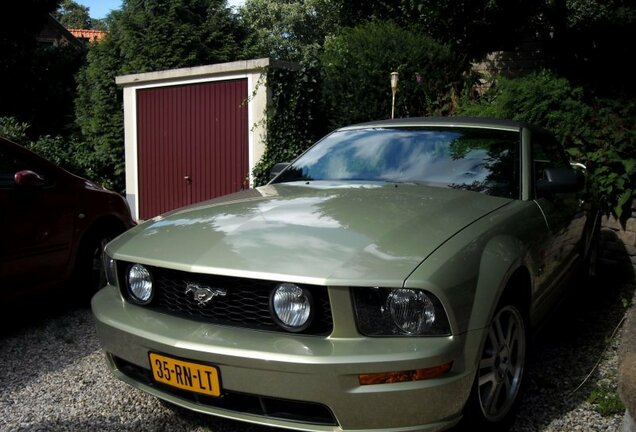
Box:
(68, 28, 107, 42)
(36, 15, 83, 50)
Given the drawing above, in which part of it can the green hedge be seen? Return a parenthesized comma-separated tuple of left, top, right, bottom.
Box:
(320, 21, 466, 129)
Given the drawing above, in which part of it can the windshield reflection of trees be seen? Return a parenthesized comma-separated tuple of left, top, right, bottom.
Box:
(277, 128, 519, 199)
(447, 135, 519, 199)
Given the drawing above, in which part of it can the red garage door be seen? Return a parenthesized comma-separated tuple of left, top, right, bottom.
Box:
(137, 79, 248, 220)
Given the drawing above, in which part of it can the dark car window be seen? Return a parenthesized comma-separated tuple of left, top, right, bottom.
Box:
(274, 127, 520, 199)
(532, 132, 569, 186)
(0, 144, 53, 188)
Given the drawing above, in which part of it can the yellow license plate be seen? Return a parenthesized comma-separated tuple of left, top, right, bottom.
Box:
(149, 353, 221, 397)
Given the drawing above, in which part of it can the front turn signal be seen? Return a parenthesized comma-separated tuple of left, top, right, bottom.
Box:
(358, 362, 453, 385)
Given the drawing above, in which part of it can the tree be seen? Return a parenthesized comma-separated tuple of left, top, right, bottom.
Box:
(240, 0, 342, 62)
(337, 0, 405, 27)
(74, 0, 246, 191)
(373, 0, 544, 61)
(0, 0, 86, 139)
(390, 0, 635, 97)
(239, 0, 430, 62)
(457, 70, 635, 218)
(55, 0, 91, 29)
(542, 0, 636, 97)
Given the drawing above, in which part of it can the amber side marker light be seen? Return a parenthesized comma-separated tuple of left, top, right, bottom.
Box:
(358, 362, 453, 385)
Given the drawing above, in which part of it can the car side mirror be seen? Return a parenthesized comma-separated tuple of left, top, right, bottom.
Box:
(536, 167, 585, 194)
(15, 170, 45, 188)
(570, 162, 587, 171)
(270, 162, 290, 181)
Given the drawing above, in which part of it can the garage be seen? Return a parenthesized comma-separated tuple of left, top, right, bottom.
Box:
(117, 58, 288, 220)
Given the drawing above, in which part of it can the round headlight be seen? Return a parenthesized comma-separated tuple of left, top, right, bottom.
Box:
(387, 289, 436, 335)
(127, 264, 153, 304)
(271, 283, 313, 332)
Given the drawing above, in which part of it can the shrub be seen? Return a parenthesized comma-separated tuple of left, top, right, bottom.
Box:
(320, 21, 467, 129)
(0, 116, 108, 185)
(27, 135, 88, 178)
(0, 117, 29, 143)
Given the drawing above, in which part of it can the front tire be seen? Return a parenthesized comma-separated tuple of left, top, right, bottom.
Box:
(73, 226, 121, 302)
(460, 301, 527, 430)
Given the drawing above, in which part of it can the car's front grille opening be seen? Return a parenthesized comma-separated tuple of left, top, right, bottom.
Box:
(112, 356, 338, 426)
(116, 262, 333, 336)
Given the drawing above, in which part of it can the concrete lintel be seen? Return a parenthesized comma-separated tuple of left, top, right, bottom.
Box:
(116, 58, 299, 87)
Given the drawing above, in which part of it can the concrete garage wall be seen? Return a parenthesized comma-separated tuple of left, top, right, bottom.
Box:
(600, 200, 636, 431)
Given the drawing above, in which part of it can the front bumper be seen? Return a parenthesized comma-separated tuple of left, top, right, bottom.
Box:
(92, 286, 479, 432)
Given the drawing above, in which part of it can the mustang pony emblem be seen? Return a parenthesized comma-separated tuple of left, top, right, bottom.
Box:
(184, 282, 227, 306)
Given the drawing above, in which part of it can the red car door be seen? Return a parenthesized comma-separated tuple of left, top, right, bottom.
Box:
(0, 138, 76, 297)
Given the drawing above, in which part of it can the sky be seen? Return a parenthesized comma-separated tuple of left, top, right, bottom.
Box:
(76, 0, 246, 19)
(75, 0, 122, 19)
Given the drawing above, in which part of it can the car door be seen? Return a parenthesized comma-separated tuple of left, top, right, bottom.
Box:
(0, 139, 77, 297)
(530, 131, 587, 308)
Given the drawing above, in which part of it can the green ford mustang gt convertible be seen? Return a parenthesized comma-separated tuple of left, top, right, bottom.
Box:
(92, 117, 599, 431)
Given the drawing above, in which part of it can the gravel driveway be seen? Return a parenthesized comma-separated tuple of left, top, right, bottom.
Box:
(1, 272, 632, 432)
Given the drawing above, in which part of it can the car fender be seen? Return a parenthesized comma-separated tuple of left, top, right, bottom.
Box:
(468, 233, 531, 333)
(460, 234, 533, 381)
(405, 227, 534, 378)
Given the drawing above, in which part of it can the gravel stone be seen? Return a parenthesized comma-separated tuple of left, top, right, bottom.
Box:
(1, 274, 632, 432)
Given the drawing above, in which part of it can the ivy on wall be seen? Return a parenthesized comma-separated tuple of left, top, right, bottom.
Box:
(252, 61, 325, 186)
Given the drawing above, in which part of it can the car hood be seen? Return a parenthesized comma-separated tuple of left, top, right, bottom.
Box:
(109, 182, 510, 286)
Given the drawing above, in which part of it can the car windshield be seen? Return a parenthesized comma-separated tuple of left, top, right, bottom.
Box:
(273, 127, 520, 199)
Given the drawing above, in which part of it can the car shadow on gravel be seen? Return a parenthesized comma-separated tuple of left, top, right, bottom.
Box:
(0, 286, 89, 338)
(9, 416, 276, 432)
(446, 261, 634, 432)
(510, 263, 635, 431)
(0, 288, 99, 394)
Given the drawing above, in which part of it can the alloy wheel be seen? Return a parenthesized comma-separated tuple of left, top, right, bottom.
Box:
(477, 305, 526, 422)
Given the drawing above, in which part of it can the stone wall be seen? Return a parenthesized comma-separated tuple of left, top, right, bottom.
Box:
(600, 200, 636, 275)
(601, 200, 636, 431)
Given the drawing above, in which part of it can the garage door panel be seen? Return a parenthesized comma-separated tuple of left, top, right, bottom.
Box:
(137, 79, 248, 220)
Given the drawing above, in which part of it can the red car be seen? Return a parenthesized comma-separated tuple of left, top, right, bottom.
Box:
(0, 136, 135, 302)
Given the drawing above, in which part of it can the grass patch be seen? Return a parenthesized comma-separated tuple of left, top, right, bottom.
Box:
(587, 384, 625, 416)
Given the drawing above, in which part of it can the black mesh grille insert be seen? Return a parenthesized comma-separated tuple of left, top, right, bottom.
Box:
(118, 262, 333, 335)
(112, 356, 338, 426)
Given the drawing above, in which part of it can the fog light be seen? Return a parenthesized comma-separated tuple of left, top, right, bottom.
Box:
(271, 283, 313, 332)
(387, 289, 436, 335)
(127, 264, 153, 304)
